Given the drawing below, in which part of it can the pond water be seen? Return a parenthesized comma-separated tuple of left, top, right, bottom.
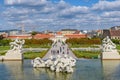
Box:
(0, 59, 120, 80)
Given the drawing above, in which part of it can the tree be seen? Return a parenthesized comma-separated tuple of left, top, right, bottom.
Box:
(31, 31, 38, 35)
(30, 31, 38, 39)
(0, 35, 4, 40)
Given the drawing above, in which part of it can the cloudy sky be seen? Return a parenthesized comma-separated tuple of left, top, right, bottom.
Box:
(0, 0, 120, 31)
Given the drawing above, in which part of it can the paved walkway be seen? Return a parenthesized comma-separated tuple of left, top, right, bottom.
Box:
(22, 48, 48, 52)
(42, 41, 77, 60)
(72, 48, 101, 51)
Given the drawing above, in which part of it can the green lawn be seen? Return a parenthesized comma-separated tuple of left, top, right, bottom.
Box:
(72, 50, 100, 59)
(0, 44, 51, 50)
(0, 46, 10, 51)
(0, 46, 9, 55)
(0, 44, 49, 59)
(0, 51, 6, 55)
(24, 50, 48, 59)
(116, 45, 120, 50)
(0, 50, 48, 59)
(24, 44, 51, 48)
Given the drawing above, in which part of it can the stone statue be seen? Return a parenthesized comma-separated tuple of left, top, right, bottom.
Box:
(101, 36, 120, 59)
(102, 36, 116, 52)
(31, 57, 45, 67)
(10, 38, 25, 51)
(31, 55, 76, 73)
(3, 38, 25, 60)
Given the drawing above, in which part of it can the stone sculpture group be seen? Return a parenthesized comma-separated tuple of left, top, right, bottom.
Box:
(102, 36, 116, 52)
(1, 38, 25, 60)
(9, 38, 25, 51)
(101, 36, 120, 59)
(31, 55, 76, 73)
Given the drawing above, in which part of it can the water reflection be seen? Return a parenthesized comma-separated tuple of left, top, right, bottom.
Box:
(74, 59, 103, 80)
(33, 68, 72, 80)
(102, 60, 120, 80)
(0, 59, 120, 80)
(1, 60, 73, 80)
(2, 61, 24, 80)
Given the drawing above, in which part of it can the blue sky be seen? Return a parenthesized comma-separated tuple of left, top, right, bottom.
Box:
(0, 0, 120, 31)
(60, 0, 98, 6)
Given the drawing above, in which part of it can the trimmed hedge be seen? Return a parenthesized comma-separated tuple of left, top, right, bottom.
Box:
(0, 39, 53, 48)
(25, 38, 53, 45)
(66, 38, 101, 45)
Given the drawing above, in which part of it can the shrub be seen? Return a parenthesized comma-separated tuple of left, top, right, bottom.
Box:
(25, 38, 53, 45)
(111, 39, 120, 44)
(0, 39, 11, 46)
(66, 38, 101, 45)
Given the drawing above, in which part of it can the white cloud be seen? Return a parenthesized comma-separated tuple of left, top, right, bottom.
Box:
(58, 6, 89, 19)
(92, 0, 120, 11)
(62, 6, 89, 14)
(102, 11, 120, 17)
(1, 0, 120, 31)
(4, 0, 48, 5)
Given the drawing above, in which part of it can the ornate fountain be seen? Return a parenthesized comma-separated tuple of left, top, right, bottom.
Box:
(31, 55, 76, 73)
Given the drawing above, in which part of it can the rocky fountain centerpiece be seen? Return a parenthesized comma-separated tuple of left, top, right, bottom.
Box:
(101, 36, 120, 60)
(31, 55, 76, 73)
(3, 38, 25, 61)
